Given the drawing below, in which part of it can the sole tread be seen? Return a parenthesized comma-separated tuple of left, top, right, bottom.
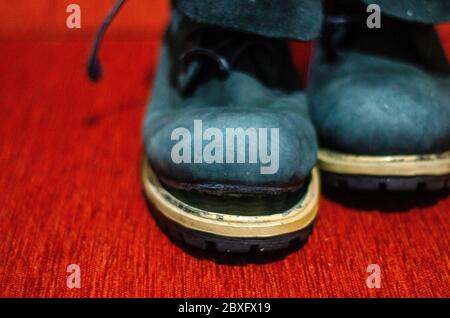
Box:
(322, 172, 450, 191)
(149, 201, 313, 253)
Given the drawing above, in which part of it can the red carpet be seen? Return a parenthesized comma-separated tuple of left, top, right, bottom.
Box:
(0, 38, 449, 298)
(0, 0, 449, 298)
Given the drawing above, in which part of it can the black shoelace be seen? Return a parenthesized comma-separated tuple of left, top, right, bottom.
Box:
(172, 18, 286, 95)
(87, 0, 127, 82)
(87, 1, 296, 90)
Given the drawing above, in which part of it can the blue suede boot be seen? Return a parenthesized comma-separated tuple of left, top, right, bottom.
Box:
(309, 0, 450, 191)
(89, 0, 323, 252)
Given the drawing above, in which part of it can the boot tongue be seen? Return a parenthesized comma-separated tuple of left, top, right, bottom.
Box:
(325, 2, 450, 74)
(170, 16, 300, 96)
(362, 0, 450, 24)
(173, 0, 323, 41)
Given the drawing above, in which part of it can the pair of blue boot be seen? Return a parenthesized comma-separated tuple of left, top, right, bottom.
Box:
(90, 0, 450, 253)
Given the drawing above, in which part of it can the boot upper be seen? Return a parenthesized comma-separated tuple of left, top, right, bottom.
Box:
(143, 12, 317, 194)
(308, 6, 450, 156)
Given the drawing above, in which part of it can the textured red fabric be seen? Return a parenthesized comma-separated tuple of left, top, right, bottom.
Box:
(0, 39, 449, 299)
(0, 0, 170, 40)
(0, 2, 449, 298)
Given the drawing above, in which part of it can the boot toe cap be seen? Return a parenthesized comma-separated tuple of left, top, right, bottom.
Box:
(311, 72, 450, 155)
(144, 106, 317, 192)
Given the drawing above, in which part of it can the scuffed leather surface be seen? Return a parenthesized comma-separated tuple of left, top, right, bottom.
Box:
(309, 49, 450, 156)
(363, 0, 450, 24)
(143, 42, 317, 189)
(173, 0, 323, 41)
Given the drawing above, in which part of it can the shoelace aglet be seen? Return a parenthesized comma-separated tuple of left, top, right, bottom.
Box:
(87, 53, 103, 82)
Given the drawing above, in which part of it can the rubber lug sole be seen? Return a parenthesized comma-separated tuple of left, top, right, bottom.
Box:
(142, 158, 320, 253)
(319, 149, 450, 191)
(321, 171, 450, 191)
